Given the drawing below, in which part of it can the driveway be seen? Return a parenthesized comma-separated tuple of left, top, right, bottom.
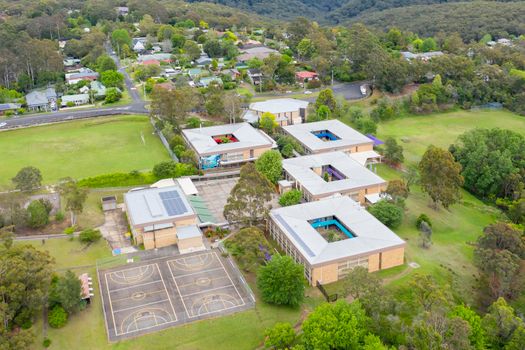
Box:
(97, 207, 134, 252)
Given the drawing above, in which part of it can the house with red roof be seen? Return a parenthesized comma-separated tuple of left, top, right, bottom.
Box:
(295, 71, 318, 83)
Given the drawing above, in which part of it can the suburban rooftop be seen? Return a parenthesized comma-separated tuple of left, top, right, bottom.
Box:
(282, 119, 373, 153)
(270, 196, 405, 265)
(249, 98, 309, 114)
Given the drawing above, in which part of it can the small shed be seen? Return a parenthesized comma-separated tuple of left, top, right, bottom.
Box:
(278, 179, 293, 194)
(101, 196, 117, 211)
(176, 225, 206, 254)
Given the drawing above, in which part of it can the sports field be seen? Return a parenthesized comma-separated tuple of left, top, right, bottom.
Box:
(0, 115, 170, 189)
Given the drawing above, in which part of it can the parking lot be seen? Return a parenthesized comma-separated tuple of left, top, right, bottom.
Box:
(98, 250, 254, 341)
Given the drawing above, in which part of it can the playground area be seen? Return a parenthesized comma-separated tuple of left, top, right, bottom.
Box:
(98, 250, 254, 341)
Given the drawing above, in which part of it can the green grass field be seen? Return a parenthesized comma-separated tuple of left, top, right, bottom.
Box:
(377, 109, 525, 164)
(0, 115, 170, 189)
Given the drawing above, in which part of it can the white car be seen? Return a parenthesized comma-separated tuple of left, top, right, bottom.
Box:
(0, 122, 7, 128)
(304, 90, 312, 94)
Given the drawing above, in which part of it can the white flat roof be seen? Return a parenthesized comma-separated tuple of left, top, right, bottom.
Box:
(270, 196, 405, 265)
(182, 122, 275, 156)
(348, 150, 382, 166)
(283, 151, 386, 197)
(124, 185, 195, 227)
(282, 120, 373, 153)
(249, 98, 309, 114)
(176, 225, 203, 240)
(175, 177, 199, 196)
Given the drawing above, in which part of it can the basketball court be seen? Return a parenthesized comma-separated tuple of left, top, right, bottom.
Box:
(98, 250, 254, 342)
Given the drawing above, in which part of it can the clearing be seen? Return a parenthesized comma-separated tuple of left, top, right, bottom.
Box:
(0, 115, 170, 189)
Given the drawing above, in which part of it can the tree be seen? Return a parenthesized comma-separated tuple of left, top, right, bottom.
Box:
(49, 270, 82, 314)
(483, 298, 525, 348)
(183, 40, 201, 61)
(385, 179, 409, 200)
(419, 145, 464, 209)
(224, 227, 270, 272)
(383, 138, 404, 165)
(450, 305, 486, 350)
(100, 70, 124, 89)
(0, 236, 54, 340)
(257, 255, 304, 307)
(171, 33, 186, 49)
(111, 29, 131, 57)
(255, 150, 282, 184)
(419, 221, 433, 249)
(48, 305, 67, 328)
(151, 86, 200, 129)
(422, 37, 438, 52)
(57, 178, 88, 226)
(12, 166, 42, 191)
(259, 112, 278, 135)
(279, 190, 302, 207)
(27, 200, 49, 228)
(362, 334, 389, 350)
(104, 87, 122, 104)
(152, 161, 196, 179)
(95, 54, 116, 73)
(302, 300, 370, 350)
(265, 322, 295, 349)
(409, 274, 450, 312)
(478, 223, 525, 258)
(315, 89, 336, 112)
(368, 200, 403, 228)
(224, 163, 274, 225)
(314, 105, 331, 121)
(297, 38, 316, 60)
(223, 92, 241, 124)
(78, 229, 102, 243)
(341, 266, 382, 301)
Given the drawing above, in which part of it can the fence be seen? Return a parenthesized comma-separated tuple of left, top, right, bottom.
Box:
(217, 241, 257, 303)
(316, 280, 338, 302)
(149, 118, 179, 162)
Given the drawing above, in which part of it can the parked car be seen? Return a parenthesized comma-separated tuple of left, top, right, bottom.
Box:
(304, 90, 312, 94)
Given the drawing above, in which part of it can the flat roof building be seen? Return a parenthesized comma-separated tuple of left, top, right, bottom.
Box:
(182, 123, 276, 170)
(268, 196, 405, 285)
(282, 151, 386, 203)
(282, 120, 374, 154)
(244, 98, 309, 126)
(124, 185, 205, 252)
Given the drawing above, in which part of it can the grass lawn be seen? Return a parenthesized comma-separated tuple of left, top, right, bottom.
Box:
(76, 188, 133, 230)
(0, 115, 170, 189)
(377, 109, 525, 164)
(19, 238, 320, 350)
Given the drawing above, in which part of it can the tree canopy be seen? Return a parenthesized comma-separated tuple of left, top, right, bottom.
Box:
(257, 255, 305, 307)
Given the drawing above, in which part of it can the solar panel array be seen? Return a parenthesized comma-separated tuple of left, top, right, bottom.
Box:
(159, 190, 188, 216)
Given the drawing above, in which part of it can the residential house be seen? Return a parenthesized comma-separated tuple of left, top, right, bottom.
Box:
(0, 103, 21, 115)
(247, 68, 262, 85)
(401, 51, 444, 62)
(25, 88, 57, 112)
(269, 196, 405, 285)
(244, 98, 309, 126)
(187, 68, 205, 80)
(65, 68, 99, 85)
(198, 76, 223, 88)
(295, 71, 318, 83)
(116, 6, 129, 16)
(182, 122, 276, 170)
(61, 93, 90, 107)
(237, 45, 279, 62)
(196, 54, 212, 67)
(137, 53, 172, 64)
(221, 68, 241, 81)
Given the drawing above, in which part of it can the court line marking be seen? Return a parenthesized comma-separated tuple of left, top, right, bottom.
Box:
(166, 259, 191, 319)
(107, 263, 157, 276)
(167, 265, 224, 278)
(177, 276, 230, 289)
(108, 279, 163, 293)
(117, 307, 176, 336)
(215, 252, 245, 307)
(113, 299, 171, 313)
(111, 289, 166, 303)
(179, 284, 237, 298)
(189, 302, 246, 318)
(156, 263, 178, 323)
(104, 273, 118, 339)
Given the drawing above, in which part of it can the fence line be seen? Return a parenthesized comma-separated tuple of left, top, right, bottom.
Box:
(218, 241, 257, 303)
(316, 280, 338, 302)
(149, 118, 179, 162)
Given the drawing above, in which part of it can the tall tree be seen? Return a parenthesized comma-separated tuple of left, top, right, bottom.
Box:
(419, 145, 464, 209)
(223, 163, 274, 226)
(257, 255, 305, 307)
(383, 138, 404, 165)
(12, 166, 42, 192)
(255, 150, 283, 184)
(49, 270, 82, 314)
(57, 178, 88, 226)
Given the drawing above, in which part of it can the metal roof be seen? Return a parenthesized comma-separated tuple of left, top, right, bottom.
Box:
(249, 98, 309, 114)
(176, 225, 203, 240)
(282, 120, 373, 153)
(124, 185, 195, 227)
(182, 122, 275, 156)
(270, 196, 405, 265)
(283, 151, 386, 197)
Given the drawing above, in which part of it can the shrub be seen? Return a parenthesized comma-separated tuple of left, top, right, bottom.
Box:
(66, 101, 75, 107)
(27, 200, 49, 228)
(79, 229, 102, 243)
(368, 200, 404, 228)
(78, 171, 157, 188)
(152, 161, 197, 180)
(416, 213, 432, 229)
(306, 79, 321, 89)
(224, 227, 269, 272)
(48, 305, 68, 328)
(43, 338, 52, 348)
(279, 190, 302, 207)
(265, 322, 296, 349)
(63, 226, 76, 235)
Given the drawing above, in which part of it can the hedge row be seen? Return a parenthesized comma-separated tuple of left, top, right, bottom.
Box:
(78, 171, 157, 188)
